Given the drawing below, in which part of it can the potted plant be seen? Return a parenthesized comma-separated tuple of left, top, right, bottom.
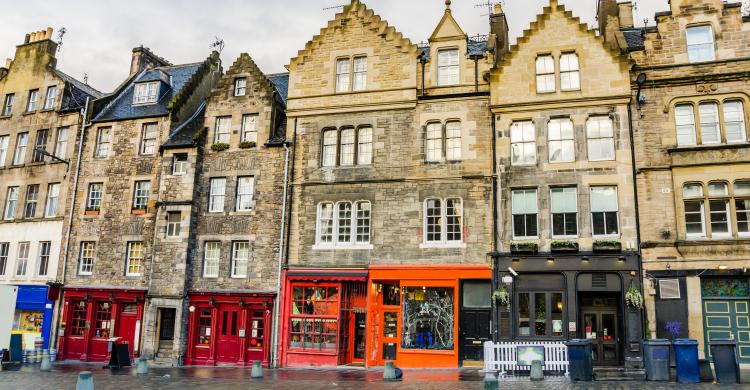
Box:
(211, 142, 230, 152)
(84, 206, 100, 216)
(593, 239, 622, 253)
(625, 282, 644, 310)
(551, 240, 578, 252)
(493, 286, 510, 310)
(239, 141, 257, 149)
(510, 242, 538, 254)
(131, 206, 147, 215)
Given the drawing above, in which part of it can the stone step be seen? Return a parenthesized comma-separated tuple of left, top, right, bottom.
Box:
(593, 367, 646, 381)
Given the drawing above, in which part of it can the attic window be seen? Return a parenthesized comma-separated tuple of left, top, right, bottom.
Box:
(133, 81, 159, 105)
(686, 26, 715, 63)
(234, 78, 247, 97)
(437, 49, 459, 86)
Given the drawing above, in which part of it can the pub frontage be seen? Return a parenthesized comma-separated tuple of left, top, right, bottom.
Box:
(493, 253, 643, 367)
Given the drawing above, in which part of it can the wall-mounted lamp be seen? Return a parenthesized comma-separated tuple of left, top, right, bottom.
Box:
(618, 256, 626, 262)
(547, 257, 555, 263)
(635, 73, 647, 109)
(719, 265, 728, 270)
(581, 256, 589, 262)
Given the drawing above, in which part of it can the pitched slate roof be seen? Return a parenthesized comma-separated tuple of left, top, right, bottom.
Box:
(162, 99, 206, 149)
(267, 73, 289, 105)
(52, 68, 104, 112)
(622, 28, 645, 51)
(92, 62, 202, 122)
(417, 37, 489, 59)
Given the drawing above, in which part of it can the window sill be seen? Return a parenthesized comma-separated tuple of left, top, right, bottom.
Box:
(22, 111, 36, 116)
(419, 242, 467, 249)
(592, 234, 621, 239)
(230, 275, 247, 279)
(78, 273, 93, 276)
(667, 143, 750, 153)
(512, 237, 539, 241)
(0, 115, 11, 119)
(39, 108, 55, 113)
(312, 244, 373, 251)
(551, 236, 578, 240)
(230, 210, 254, 215)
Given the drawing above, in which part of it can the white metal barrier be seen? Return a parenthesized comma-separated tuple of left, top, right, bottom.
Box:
(483, 341, 569, 376)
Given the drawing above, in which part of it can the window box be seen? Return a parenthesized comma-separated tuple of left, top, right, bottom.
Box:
(211, 142, 230, 152)
(593, 240, 621, 253)
(551, 240, 578, 252)
(511, 242, 538, 254)
(239, 141, 256, 149)
(84, 208, 100, 216)
(131, 207, 146, 215)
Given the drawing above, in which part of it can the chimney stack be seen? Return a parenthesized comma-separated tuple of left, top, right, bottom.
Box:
(618, 2, 634, 29)
(489, 3, 510, 67)
(669, 0, 723, 15)
(129, 46, 171, 77)
(25, 28, 54, 44)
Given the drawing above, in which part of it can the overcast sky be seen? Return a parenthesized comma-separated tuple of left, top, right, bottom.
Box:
(0, 0, 670, 93)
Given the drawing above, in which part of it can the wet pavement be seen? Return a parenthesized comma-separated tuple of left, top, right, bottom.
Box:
(1, 361, 749, 389)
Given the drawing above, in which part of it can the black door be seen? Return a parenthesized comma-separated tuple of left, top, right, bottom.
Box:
(460, 280, 492, 363)
(582, 309, 619, 366)
(159, 308, 176, 341)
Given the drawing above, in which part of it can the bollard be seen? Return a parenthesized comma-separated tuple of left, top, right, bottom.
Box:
(530, 360, 544, 381)
(76, 371, 94, 390)
(40, 350, 52, 371)
(251, 360, 263, 379)
(136, 357, 149, 375)
(483, 371, 499, 390)
(383, 361, 403, 381)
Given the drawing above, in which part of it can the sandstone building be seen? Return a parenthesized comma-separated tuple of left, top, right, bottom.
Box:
(0, 28, 101, 351)
(630, 0, 750, 363)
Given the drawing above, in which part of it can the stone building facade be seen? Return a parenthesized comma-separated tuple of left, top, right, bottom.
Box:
(0, 28, 101, 350)
(629, 0, 750, 362)
(182, 53, 288, 366)
(490, 0, 643, 369)
(56, 47, 220, 364)
(280, 0, 494, 368)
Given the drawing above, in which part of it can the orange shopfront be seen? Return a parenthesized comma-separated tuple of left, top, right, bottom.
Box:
(366, 265, 492, 368)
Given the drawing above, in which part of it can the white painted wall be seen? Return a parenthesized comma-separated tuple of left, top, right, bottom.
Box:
(0, 220, 63, 285)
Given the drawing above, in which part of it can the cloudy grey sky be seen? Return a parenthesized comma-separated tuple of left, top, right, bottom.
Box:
(0, 0, 670, 93)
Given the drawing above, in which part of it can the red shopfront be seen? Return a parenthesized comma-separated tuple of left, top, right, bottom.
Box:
(279, 269, 368, 367)
(58, 288, 146, 362)
(184, 292, 274, 366)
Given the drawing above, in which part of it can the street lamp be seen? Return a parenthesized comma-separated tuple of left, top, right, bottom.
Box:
(35, 147, 70, 170)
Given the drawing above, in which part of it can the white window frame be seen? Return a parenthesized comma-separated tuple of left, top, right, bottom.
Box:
(133, 81, 159, 105)
(698, 102, 721, 145)
(735, 181, 750, 237)
(86, 183, 103, 211)
(0, 242, 8, 276)
(686, 25, 715, 63)
(335, 58, 351, 93)
(166, 211, 181, 237)
(353, 56, 367, 91)
(32, 129, 48, 163)
(214, 116, 231, 144)
(241, 114, 258, 143)
(659, 279, 681, 299)
(437, 48, 460, 86)
(140, 123, 158, 155)
(590, 186, 620, 238)
(172, 153, 188, 175)
(357, 127, 373, 165)
(78, 242, 95, 275)
(236, 176, 255, 211)
(586, 116, 615, 161)
(4, 186, 19, 220)
(209, 177, 226, 213)
(203, 241, 220, 278)
(37, 241, 51, 277)
(2, 94, 14, 116)
(683, 183, 706, 238)
(510, 121, 536, 166)
(234, 77, 247, 97)
(420, 197, 465, 248)
(425, 122, 443, 162)
(550, 187, 578, 239)
(132, 181, 150, 210)
(43, 85, 57, 110)
(231, 241, 250, 278)
(512, 189, 539, 239)
(322, 129, 337, 167)
(723, 100, 746, 143)
(0, 135, 8, 167)
(94, 127, 111, 159)
(559, 53, 580, 91)
(445, 121, 462, 161)
(13, 132, 28, 165)
(24, 184, 39, 219)
(535, 55, 555, 93)
(45, 183, 60, 217)
(707, 181, 732, 238)
(675, 104, 697, 146)
(26, 89, 39, 112)
(548, 118, 575, 163)
(125, 242, 144, 276)
(314, 201, 373, 249)
(340, 128, 355, 166)
(54, 127, 68, 159)
(15, 242, 29, 277)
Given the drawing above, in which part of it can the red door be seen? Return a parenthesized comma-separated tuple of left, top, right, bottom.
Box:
(88, 301, 112, 361)
(216, 306, 240, 363)
(116, 303, 139, 358)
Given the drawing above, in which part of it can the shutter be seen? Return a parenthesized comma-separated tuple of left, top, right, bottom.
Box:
(591, 273, 607, 288)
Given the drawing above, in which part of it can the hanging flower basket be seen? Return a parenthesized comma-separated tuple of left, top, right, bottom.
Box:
(493, 286, 510, 310)
(625, 282, 644, 310)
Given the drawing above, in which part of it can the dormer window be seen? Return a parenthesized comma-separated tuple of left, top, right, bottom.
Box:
(234, 78, 247, 97)
(133, 81, 159, 105)
(437, 49, 459, 86)
(687, 26, 715, 63)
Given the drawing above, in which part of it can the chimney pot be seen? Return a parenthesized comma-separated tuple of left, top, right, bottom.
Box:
(24, 34, 30, 44)
(4, 58, 12, 68)
(46, 27, 53, 40)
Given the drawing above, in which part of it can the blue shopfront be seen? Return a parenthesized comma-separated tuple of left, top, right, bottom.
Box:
(13, 285, 54, 349)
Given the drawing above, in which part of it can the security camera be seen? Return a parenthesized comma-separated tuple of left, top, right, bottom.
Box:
(508, 267, 518, 277)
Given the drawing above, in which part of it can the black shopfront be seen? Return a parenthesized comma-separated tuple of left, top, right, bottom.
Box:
(493, 253, 644, 367)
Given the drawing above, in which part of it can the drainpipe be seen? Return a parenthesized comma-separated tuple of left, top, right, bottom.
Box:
(419, 56, 427, 97)
(490, 111, 500, 342)
(52, 96, 90, 349)
(470, 55, 482, 93)
(626, 102, 646, 338)
(271, 137, 292, 368)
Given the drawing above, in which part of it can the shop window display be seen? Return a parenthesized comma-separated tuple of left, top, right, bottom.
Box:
(290, 285, 340, 351)
(249, 310, 264, 349)
(70, 301, 87, 336)
(402, 287, 454, 350)
(93, 302, 112, 338)
(197, 309, 212, 345)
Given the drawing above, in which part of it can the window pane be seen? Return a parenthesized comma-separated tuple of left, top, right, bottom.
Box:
(357, 127, 373, 165)
(336, 58, 351, 92)
(511, 121, 536, 165)
(708, 182, 728, 196)
(355, 201, 371, 244)
(425, 123, 442, 162)
(684, 201, 704, 235)
(518, 293, 530, 336)
(724, 101, 746, 143)
(437, 49, 459, 86)
(687, 26, 715, 62)
(340, 129, 355, 166)
(214, 117, 231, 144)
(735, 181, 750, 196)
(675, 105, 696, 146)
(709, 200, 730, 234)
(736, 199, 750, 234)
(322, 130, 337, 167)
(551, 187, 577, 213)
(445, 121, 461, 160)
(535, 56, 555, 93)
(699, 103, 720, 144)
(353, 57, 367, 91)
(534, 293, 547, 336)
(401, 287, 454, 350)
(683, 184, 703, 198)
(551, 293, 564, 337)
(548, 119, 574, 162)
(591, 187, 618, 212)
(445, 198, 462, 242)
(318, 203, 334, 244)
(587, 117, 614, 161)
(425, 199, 442, 242)
(337, 202, 352, 243)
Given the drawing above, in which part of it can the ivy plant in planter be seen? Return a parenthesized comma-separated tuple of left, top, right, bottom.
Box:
(493, 286, 510, 310)
(211, 142, 230, 152)
(239, 141, 257, 149)
(551, 240, 578, 252)
(511, 242, 538, 254)
(593, 239, 622, 253)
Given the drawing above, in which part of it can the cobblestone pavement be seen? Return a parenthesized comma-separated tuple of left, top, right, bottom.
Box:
(1, 362, 749, 390)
